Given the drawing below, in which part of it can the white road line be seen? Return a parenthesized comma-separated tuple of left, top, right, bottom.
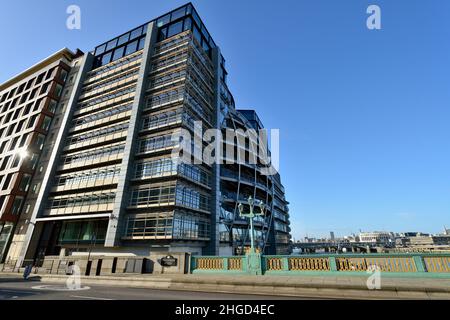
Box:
(70, 295, 114, 301)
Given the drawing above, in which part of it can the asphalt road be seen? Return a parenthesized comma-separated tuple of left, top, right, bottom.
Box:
(0, 278, 304, 300)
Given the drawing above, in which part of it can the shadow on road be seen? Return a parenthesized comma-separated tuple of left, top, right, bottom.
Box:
(0, 276, 42, 283)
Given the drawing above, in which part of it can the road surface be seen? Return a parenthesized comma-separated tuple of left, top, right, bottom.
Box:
(0, 278, 307, 300)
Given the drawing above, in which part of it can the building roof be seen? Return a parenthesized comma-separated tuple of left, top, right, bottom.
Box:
(0, 48, 82, 92)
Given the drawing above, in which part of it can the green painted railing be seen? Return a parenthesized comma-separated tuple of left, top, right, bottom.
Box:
(191, 253, 450, 277)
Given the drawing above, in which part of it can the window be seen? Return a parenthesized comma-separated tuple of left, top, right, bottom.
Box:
(28, 153, 39, 171)
(33, 134, 46, 150)
(11, 196, 24, 215)
(59, 69, 69, 82)
(101, 52, 112, 65)
(125, 40, 138, 56)
(19, 174, 32, 192)
(193, 26, 202, 44)
(138, 38, 145, 51)
(0, 156, 10, 171)
(54, 84, 63, 98)
(41, 116, 52, 131)
(11, 155, 21, 168)
(27, 115, 38, 128)
(157, 14, 171, 28)
(130, 26, 143, 40)
(112, 46, 125, 62)
(19, 133, 29, 148)
(106, 39, 118, 51)
(171, 7, 186, 21)
(47, 100, 57, 113)
(117, 33, 130, 46)
(183, 17, 192, 31)
(167, 21, 183, 38)
(2, 173, 13, 190)
(95, 44, 107, 56)
(8, 137, 19, 151)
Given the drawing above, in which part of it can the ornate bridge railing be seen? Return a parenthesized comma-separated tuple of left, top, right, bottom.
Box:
(191, 256, 248, 274)
(191, 253, 450, 277)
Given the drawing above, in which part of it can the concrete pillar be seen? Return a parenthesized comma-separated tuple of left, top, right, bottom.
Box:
(105, 22, 159, 247)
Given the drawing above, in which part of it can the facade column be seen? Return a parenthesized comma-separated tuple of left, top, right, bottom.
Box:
(204, 47, 222, 256)
(105, 22, 158, 247)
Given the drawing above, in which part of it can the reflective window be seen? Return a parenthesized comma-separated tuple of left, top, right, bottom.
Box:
(157, 14, 171, 27)
(112, 46, 125, 61)
(95, 44, 107, 56)
(117, 33, 130, 46)
(167, 21, 183, 38)
(183, 17, 192, 31)
(138, 38, 146, 51)
(101, 52, 112, 65)
(125, 40, 139, 55)
(171, 7, 186, 21)
(130, 26, 143, 40)
(106, 39, 118, 51)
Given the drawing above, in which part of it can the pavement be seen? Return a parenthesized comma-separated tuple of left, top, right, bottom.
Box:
(0, 272, 449, 300)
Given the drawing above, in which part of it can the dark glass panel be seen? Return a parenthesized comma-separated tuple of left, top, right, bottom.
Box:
(95, 44, 107, 56)
(106, 39, 118, 51)
(183, 17, 192, 31)
(112, 46, 125, 61)
(167, 21, 183, 38)
(117, 33, 130, 46)
(125, 39, 138, 55)
(137, 37, 145, 50)
(171, 7, 186, 21)
(157, 14, 171, 27)
(130, 26, 143, 40)
(101, 52, 112, 65)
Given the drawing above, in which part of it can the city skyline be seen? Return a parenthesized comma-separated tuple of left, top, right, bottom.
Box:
(1, 0, 449, 240)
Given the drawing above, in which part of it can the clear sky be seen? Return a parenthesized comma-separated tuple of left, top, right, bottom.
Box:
(1, 0, 449, 240)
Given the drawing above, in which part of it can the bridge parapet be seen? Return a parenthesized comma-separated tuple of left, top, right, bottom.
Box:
(191, 253, 450, 277)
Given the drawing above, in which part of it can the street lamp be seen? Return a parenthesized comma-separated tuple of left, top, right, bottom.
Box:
(238, 196, 266, 255)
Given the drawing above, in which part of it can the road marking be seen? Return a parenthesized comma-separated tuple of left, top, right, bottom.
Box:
(70, 295, 113, 301)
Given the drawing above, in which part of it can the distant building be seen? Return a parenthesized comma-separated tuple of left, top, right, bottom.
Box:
(359, 231, 394, 245)
(330, 232, 335, 241)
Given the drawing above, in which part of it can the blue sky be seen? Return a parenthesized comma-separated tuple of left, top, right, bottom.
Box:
(1, 0, 449, 239)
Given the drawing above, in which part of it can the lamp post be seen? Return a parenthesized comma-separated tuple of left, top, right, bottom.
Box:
(238, 196, 266, 255)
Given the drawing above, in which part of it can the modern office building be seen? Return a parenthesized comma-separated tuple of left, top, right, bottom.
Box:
(0, 3, 291, 266)
(0, 48, 83, 262)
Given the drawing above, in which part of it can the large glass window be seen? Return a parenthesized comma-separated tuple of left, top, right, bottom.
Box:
(11, 196, 24, 215)
(106, 39, 118, 51)
(101, 52, 112, 65)
(137, 38, 146, 51)
(112, 46, 125, 62)
(125, 40, 139, 56)
(157, 14, 171, 27)
(95, 44, 107, 56)
(58, 220, 107, 244)
(167, 21, 183, 38)
(41, 116, 52, 131)
(117, 33, 130, 46)
(171, 7, 186, 21)
(130, 26, 143, 40)
(19, 174, 32, 192)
